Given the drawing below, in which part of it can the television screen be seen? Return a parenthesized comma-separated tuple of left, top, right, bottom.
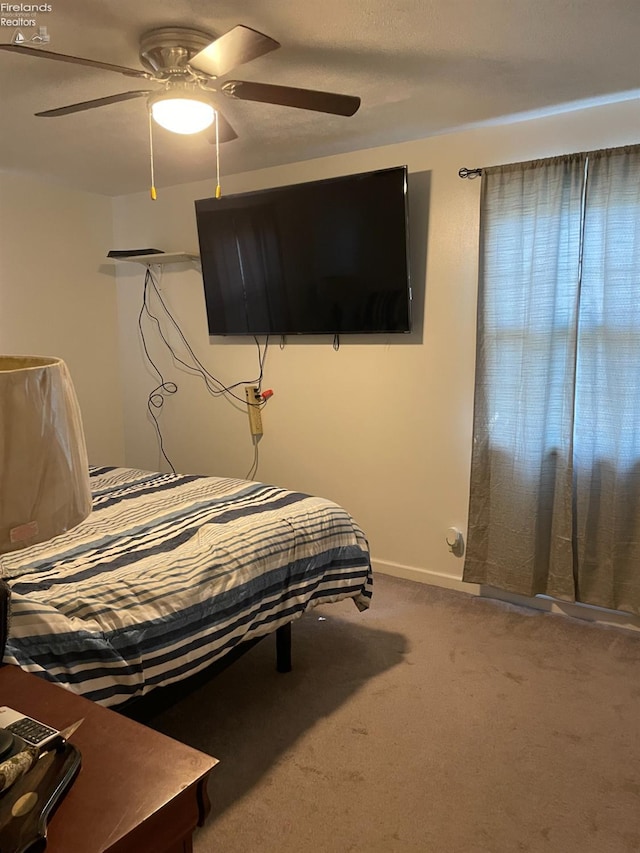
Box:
(194, 166, 411, 336)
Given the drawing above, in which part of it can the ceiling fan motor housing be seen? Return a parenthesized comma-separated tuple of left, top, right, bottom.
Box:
(139, 27, 215, 75)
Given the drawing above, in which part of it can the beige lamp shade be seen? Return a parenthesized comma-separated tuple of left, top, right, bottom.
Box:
(0, 355, 92, 554)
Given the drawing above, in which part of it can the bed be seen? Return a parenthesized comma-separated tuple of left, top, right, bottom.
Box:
(0, 466, 372, 709)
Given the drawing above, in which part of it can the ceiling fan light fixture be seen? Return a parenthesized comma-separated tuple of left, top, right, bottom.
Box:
(150, 92, 215, 134)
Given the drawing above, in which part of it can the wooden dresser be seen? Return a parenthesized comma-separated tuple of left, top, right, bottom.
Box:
(0, 665, 218, 852)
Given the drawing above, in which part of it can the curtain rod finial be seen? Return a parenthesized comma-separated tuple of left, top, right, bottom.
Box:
(459, 167, 483, 179)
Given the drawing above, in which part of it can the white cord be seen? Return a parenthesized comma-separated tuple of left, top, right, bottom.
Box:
(245, 436, 259, 480)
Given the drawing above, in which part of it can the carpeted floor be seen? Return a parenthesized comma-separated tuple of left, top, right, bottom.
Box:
(149, 573, 640, 852)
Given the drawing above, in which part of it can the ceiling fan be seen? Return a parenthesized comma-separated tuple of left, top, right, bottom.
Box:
(0, 25, 361, 141)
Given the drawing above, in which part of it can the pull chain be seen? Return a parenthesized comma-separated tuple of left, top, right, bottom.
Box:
(214, 109, 221, 199)
(148, 109, 157, 201)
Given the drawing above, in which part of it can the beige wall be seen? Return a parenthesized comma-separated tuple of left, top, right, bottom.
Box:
(2, 98, 637, 629)
(109, 98, 640, 608)
(0, 171, 125, 465)
(112, 98, 640, 597)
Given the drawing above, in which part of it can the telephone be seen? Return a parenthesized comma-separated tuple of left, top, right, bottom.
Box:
(0, 707, 61, 761)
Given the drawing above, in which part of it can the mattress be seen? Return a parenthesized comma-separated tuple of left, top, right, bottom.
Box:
(2, 466, 372, 707)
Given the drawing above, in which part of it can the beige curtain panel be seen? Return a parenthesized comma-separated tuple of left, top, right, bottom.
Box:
(463, 145, 640, 616)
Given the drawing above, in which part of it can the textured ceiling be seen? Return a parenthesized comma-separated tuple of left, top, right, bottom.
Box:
(1, 0, 639, 196)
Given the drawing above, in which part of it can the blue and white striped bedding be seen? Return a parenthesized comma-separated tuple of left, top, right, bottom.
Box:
(2, 466, 372, 707)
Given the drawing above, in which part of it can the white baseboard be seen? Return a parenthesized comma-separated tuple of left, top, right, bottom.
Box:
(372, 559, 478, 594)
(372, 558, 640, 634)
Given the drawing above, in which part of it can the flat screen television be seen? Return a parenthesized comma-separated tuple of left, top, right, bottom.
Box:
(194, 165, 411, 336)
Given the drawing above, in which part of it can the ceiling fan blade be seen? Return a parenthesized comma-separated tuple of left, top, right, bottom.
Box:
(221, 81, 360, 116)
(0, 43, 149, 78)
(189, 25, 280, 78)
(207, 110, 238, 143)
(35, 91, 152, 117)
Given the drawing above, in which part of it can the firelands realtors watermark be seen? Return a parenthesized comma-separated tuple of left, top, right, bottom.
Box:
(1, 3, 52, 44)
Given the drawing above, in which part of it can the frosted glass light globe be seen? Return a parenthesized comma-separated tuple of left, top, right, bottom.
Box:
(151, 97, 214, 134)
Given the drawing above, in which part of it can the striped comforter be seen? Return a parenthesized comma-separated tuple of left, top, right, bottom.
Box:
(2, 466, 372, 707)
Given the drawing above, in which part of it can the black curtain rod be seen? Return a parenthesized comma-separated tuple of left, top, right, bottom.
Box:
(460, 142, 640, 180)
(458, 167, 483, 179)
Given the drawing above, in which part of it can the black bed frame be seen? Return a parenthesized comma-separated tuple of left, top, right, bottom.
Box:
(119, 622, 292, 723)
(0, 578, 292, 724)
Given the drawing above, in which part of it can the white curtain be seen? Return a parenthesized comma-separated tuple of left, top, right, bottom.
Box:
(463, 145, 640, 615)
